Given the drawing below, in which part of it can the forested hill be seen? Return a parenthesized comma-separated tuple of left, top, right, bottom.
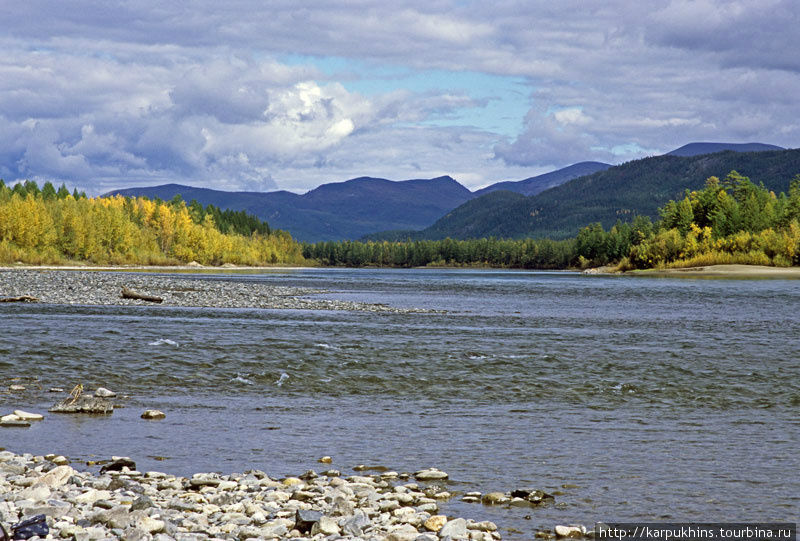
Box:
(412, 148, 800, 240)
(473, 161, 611, 197)
(667, 142, 784, 156)
(110, 176, 473, 242)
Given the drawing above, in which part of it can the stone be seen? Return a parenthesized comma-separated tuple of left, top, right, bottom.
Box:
(467, 521, 498, 532)
(439, 518, 469, 540)
(136, 516, 166, 534)
(413, 468, 448, 481)
(317, 456, 332, 463)
(100, 458, 136, 474)
(294, 509, 321, 534)
(35, 465, 76, 489)
(423, 515, 448, 532)
(341, 510, 371, 537)
(481, 492, 509, 505)
(0, 418, 30, 428)
(13, 410, 44, 421)
(9, 384, 25, 391)
(94, 387, 117, 398)
(49, 394, 114, 414)
(141, 409, 165, 420)
(555, 525, 586, 538)
(311, 516, 340, 536)
(386, 524, 420, 541)
(130, 495, 155, 512)
(18, 485, 51, 502)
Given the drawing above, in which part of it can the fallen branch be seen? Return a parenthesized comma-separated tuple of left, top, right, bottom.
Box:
(0, 295, 39, 303)
(121, 287, 163, 303)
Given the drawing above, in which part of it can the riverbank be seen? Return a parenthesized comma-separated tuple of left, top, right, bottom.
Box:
(0, 269, 428, 313)
(626, 264, 800, 278)
(0, 449, 508, 540)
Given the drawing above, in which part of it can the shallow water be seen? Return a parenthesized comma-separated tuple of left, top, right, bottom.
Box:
(2, 269, 799, 537)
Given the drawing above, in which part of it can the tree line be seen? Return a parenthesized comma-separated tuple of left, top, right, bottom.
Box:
(303, 171, 800, 269)
(0, 180, 304, 266)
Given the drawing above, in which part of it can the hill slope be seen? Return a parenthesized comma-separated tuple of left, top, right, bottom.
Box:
(110, 176, 473, 242)
(415, 148, 800, 240)
(474, 161, 611, 197)
(667, 142, 784, 156)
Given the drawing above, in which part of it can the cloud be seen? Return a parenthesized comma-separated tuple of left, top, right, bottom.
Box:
(0, 1, 798, 194)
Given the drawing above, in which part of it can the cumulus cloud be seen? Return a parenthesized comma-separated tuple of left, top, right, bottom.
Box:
(0, 0, 798, 193)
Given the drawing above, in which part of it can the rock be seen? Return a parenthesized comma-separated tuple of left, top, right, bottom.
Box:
(440, 518, 469, 540)
(423, 515, 448, 532)
(35, 465, 76, 489)
(49, 394, 114, 414)
(481, 492, 509, 505)
(51, 455, 69, 465)
(0, 418, 30, 428)
(130, 495, 155, 512)
(18, 485, 51, 501)
(136, 516, 166, 534)
(141, 409, 165, 420)
(385, 524, 420, 541)
(311, 516, 340, 536)
(555, 525, 587, 538)
(294, 509, 321, 534)
(94, 387, 117, 398)
(317, 456, 332, 463)
(99, 457, 137, 474)
(9, 384, 25, 391)
(414, 468, 449, 481)
(467, 521, 498, 532)
(341, 510, 370, 537)
(13, 410, 44, 421)
(49, 387, 64, 392)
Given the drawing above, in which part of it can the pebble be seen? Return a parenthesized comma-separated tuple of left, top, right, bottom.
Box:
(141, 409, 166, 420)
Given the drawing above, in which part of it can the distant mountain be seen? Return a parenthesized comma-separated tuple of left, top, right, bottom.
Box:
(404, 148, 800, 240)
(474, 161, 611, 197)
(666, 142, 784, 157)
(109, 176, 473, 242)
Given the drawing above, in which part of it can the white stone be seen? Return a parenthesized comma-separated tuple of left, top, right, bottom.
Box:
(555, 525, 587, 538)
(35, 465, 76, 489)
(0, 414, 20, 423)
(94, 387, 117, 398)
(141, 409, 166, 419)
(19, 485, 51, 502)
(440, 518, 469, 540)
(73, 489, 111, 504)
(413, 468, 448, 481)
(137, 517, 166, 534)
(311, 516, 340, 536)
(13, 410, 44, 421)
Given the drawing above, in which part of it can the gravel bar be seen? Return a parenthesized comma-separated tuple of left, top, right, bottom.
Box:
(0, 450, 500, 541)
(0, 270, 427, 313)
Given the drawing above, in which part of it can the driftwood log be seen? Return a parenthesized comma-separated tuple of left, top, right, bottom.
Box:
(0, 295, 39, 303)
(121, 287, 163, 303)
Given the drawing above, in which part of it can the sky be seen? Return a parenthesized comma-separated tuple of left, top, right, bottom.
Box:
(1, 0, 799, 195)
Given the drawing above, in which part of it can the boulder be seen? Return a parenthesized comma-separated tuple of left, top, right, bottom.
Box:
(94, 387, 117, 398)
(49, 395, 114, 414)
(413, 468, 449, 481)
(294, 509, 321, 534)
(13, 410, 44, 421)
(439, 518, 468, 539)
(141, 409, 165, 420)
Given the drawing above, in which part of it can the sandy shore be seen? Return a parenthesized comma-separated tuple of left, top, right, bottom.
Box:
(628, 264, 800, 278)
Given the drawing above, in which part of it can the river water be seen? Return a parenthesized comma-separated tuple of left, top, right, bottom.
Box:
(1, 269, 798, 537)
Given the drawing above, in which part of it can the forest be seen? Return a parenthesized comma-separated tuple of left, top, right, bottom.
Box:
(303, 171, 800, 270)
(0, 180, 304, 266)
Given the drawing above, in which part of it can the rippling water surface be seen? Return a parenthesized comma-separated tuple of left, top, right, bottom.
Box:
(2, 269, 799, 537)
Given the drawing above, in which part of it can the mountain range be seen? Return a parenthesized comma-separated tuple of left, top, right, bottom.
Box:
(109, 142, 794, 242)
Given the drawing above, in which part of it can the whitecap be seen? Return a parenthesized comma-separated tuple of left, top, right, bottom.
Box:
(230, 374, 254, 385)
(149, 338, 179, 347)
(275, 372, 289, 386)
